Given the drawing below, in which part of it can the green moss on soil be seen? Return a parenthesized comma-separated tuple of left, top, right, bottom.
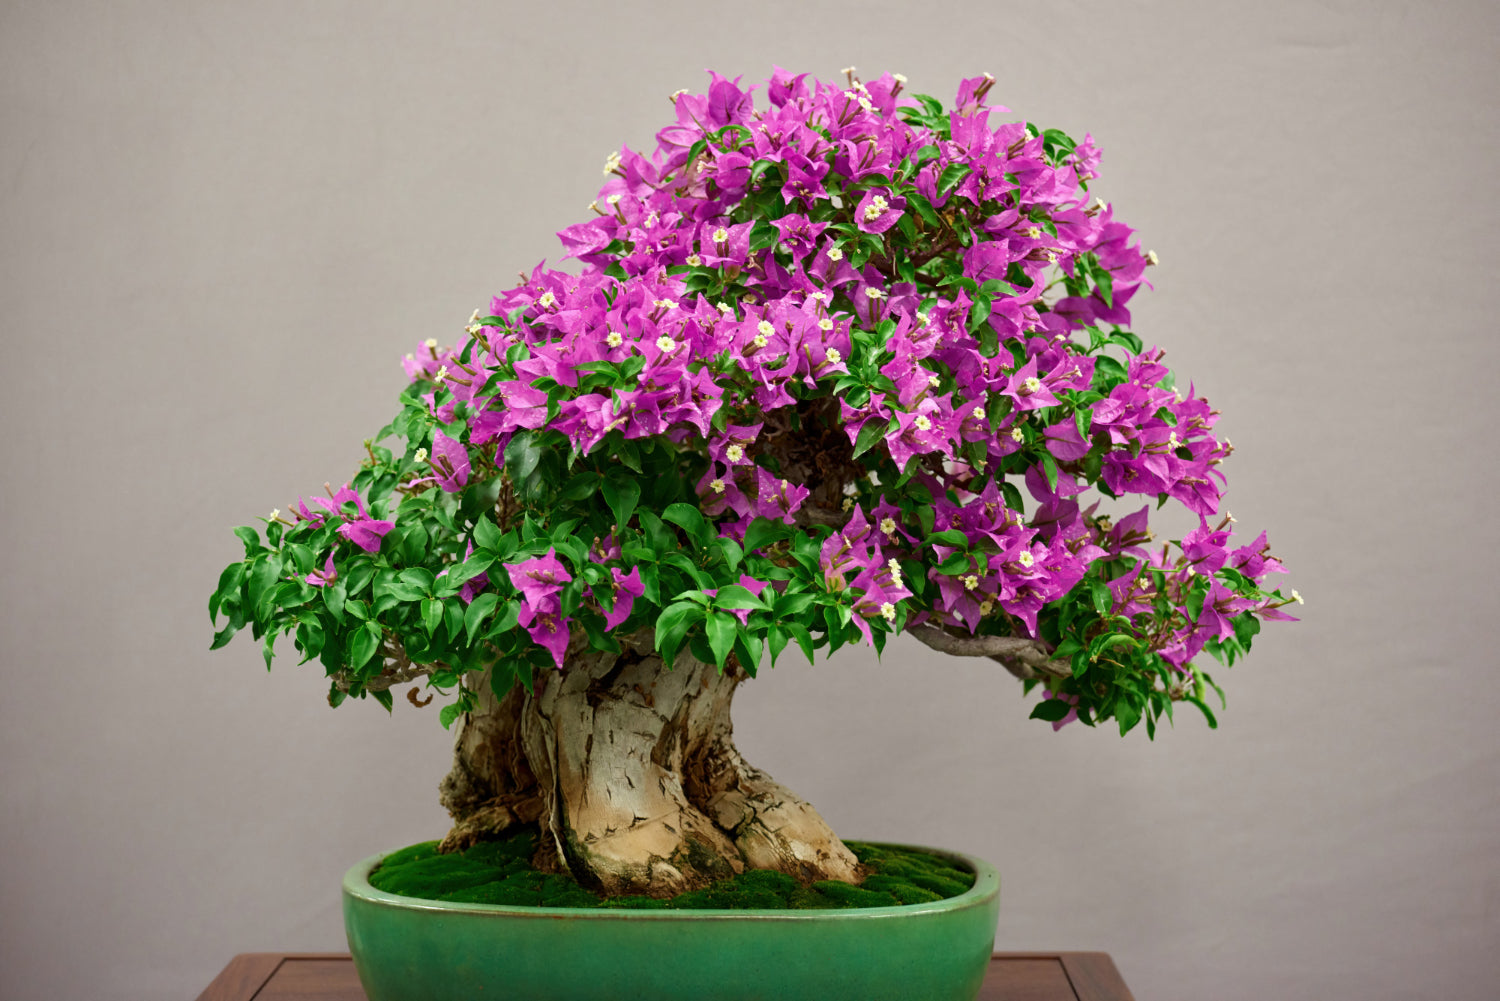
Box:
(368, 828, 976, 910)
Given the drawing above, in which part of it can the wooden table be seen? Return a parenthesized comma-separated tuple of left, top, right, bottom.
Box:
(197, 952, 1135, 1000)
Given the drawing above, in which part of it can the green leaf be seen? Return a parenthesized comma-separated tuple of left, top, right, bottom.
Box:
(463, 592, 499, 644)
(937, 163, 973, 197)
(504, 431, 544, 482)
(742, 517, 792, 554)
(209, 622, 239, 650)
(439, 703, 464, 730)
(422, 597, 444, 635)
(851, 419, 887, 459)
(662, 502, 710, 546)
(705, 612, 736, 667)
(348, 621, 382, 672)
(233, 526, 262, 556)
(473, 514, 502, 551)
(210, 562, 246, 623)
(924, 528, 969, 548)
(713, 584, 769, 611)
(1039, 453, 1059, 493)
(1030, 698, 1074, 723)
(1089, 579, 1112, 616)
(602, 474, 642, 530)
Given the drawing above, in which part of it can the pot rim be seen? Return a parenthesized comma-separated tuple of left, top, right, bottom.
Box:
(343, 840, 999, 922)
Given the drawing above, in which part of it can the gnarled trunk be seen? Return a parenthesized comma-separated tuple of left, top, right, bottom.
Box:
(437, 640, 861, 897)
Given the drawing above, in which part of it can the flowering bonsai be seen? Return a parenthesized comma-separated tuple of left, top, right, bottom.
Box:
(209, 69, 1296, 899)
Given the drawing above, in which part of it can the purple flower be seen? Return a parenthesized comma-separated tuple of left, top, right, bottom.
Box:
(506, 549, 573, 607)
(305, 554, 338, 588)
(517, 594, 571, 670)
(601, 566, 644, 630)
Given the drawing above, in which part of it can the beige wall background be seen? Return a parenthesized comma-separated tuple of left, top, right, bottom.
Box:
(2, 1, 1496, 998)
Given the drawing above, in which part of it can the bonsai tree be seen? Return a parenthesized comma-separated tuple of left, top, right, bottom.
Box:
(209, 69, 1296, 899)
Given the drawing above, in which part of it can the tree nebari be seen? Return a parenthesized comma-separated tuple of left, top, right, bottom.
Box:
(438, 632, 860, 897)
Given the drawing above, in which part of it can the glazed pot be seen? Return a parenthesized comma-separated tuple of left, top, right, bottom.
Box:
(343, 842, 1000, 1001)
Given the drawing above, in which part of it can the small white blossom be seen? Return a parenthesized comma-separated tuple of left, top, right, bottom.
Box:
(537, 291, 557, 309)
(710, 478, 726, 493)
(1291, 590, 1304, 604)
(757, 320, 775, 337)
(972, 405, 986, 420)
(1018, 551, 1035, 568)
(716, 302, 734, 315)
(424, 338, 439, 349)
(879, 602, 897, 623)
(1010, 427, 1024, 442)
(434, 365, 449, 383)
(656, 335, 676, 352)
(893, 73, 907, 84)
(864, 287, 886, 299)
(962, 574, 980, 591)
(817, 317, 834, 331)
(685, 254, 702, 267)
(413, 448, 428, 464)
(725, 444, 744, 463)
(1023, 376, 1042, 394)
(927, 374, 940, 387)
(268, 508, 280, 521)
(887, 558, 903, 584)
(978, 600, 994, 616)
(605, 330, 623, 348)
(825, 348, 843, 365)
(605, 193, 623, 206)
(653, 298, 678, 311)
(1024, 226, 1041, 238)
(1146, 249, 1160, 266)
(827, 246, 844, 261)
(879, 517, 897, 536)
(603, 150, 622, 174)
(469, 309, 481, 323)
(914, 415, 932, 431)
(670, 88, 689, 101)
(712, 227, 730, 243)
(752, 334, 769, 348)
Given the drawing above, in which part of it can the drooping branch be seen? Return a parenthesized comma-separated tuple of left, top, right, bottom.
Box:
(906, 623, 1072, 680)
(330, 636, 437, 695)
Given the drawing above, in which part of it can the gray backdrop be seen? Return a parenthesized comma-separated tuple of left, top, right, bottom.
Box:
(3, 2, 1496, 999)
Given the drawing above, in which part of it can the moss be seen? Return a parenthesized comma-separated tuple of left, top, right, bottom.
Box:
(369, 827, 977, 911)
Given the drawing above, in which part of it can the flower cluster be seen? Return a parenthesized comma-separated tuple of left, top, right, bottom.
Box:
(210, 69, 1295, 736)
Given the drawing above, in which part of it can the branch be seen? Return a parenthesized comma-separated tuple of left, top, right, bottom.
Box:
(331, 636, 438, 694)
(906, 623, 1072, 680)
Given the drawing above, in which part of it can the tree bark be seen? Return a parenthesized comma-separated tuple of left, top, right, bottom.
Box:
(437, 641, 862, 897)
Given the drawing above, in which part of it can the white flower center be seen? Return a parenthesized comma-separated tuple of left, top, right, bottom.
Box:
(879, 602, 896, 622)
(603, 151, 622, 174)
(605, 194, 623, 206)
(537, 292, 557, 309)
(758, 320, 775, 337)
(962, 574, 979, 590)
(972, 405, 986, 420)
(424, 338, 439, 349)
(827, 246, 843, 261)
(818, 317, 834, 331)
(914, 415, 932, 431)
(1018, 551, 1034, 568)
(656, 335, 676, 351)
(725, 444, 744, 462)
(880, 517, 897, 535)
(1023, 376, 1042, 394)
(710, 478, 726, 493)
(825, 348, 842, 365)
(752, 334, 769, 348)
(1010, 427, 1024, 442)
(605, 331, 623, 348)
(712, 227, 729, 243)
(414, 448, 428, 464)
(685, 253, 702, 267)
(979, 600, 994, 615)
(864, 287, 886, 299)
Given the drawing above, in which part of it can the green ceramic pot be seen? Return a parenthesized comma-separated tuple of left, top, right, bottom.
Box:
(343, 842, 1000, 1001)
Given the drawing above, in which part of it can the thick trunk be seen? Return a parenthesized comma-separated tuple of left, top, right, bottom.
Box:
(437, 641, 861, 897)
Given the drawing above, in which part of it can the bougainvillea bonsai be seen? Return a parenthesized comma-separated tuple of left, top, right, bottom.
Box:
(209, 68, 1296, 899)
